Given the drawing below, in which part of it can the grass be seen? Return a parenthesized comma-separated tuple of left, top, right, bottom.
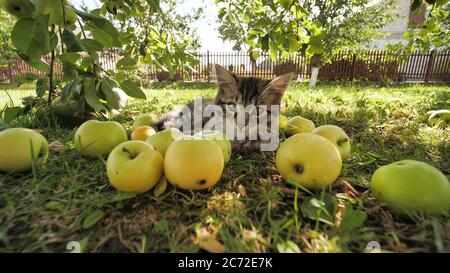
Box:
(0, 82, 449, 253)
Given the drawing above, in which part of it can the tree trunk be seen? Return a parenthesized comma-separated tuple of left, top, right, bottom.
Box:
(309, 54, 321, 88)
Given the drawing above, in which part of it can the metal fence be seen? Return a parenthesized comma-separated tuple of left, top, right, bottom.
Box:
(1, 50, 449, 83)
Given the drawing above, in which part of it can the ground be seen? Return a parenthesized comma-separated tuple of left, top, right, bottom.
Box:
(0, 82, 449, 253)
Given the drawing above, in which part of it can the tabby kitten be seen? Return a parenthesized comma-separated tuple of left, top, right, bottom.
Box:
(157, 64, 292, 151)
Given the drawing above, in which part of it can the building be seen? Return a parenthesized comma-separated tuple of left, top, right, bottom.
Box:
(374, 0, 425, 47)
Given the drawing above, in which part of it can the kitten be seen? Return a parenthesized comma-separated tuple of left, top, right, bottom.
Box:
(156, 64, 292, 151)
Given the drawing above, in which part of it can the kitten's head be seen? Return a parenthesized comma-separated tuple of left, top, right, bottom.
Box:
(213, 64, 291, 107)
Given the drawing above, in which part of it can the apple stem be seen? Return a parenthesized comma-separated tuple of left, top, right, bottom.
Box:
(122, 147, 136, 159)
(337, 138, 348, 146)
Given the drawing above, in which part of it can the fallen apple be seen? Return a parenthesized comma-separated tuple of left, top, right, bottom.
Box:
(371, 160, 450, 215)
(0, 0, 35, 18)
(164, 136, 224, 190)
(145, 128, 183, 157)
(131, 125, 156, 141)
(0, 128, 48, 172)
(275, 133, 342, 189)
(285, 116, 315, 136)
(427, 110, 450, 128)
(194, 130, 232, 163)
(106, 140, 163, 193)
(74, 120, 127, 158)
(133, 114, 158, 129)
(312, 125, 351, 160)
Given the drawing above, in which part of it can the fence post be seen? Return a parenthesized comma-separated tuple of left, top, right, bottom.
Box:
(424, 50, 435, 83)
(7, 64, 13, 83)
(351, 52, 357, 81)
(206, 50, 210, 83)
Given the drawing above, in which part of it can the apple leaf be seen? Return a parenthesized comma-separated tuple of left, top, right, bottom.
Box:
(3, 106, 23, 124)
(82, 210, 104, 229)
(82, 78, 107, 113)
(276, 240, 301, 253)
(116, 56, 138, 70)
(99, 78, 121, 109)
(154, 177, 168, 198)
(80, 39, 105, 52)
(90, 25, 114, 48)
(62, 29, 86, 53)
(36, 78, 48, 98)
(119, 80, 146, 99)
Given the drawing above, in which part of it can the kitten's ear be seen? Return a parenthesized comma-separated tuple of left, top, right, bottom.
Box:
(261, 73, 292, 104)
(214, 64, 238, 99)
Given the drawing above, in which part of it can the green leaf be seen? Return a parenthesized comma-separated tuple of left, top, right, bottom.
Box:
(61, 80, 82, 102)
(3, 106, 23, 123)
(300, 193, 337, 225)
(109, 192, 137, 203)
(15, 72, 39, 84)
(82, 78, 107, 112)
(60, 53, 81, 64)
(119, 80, 146, 99)
(277, 240, 301, 253)
(74, 9, 107, 25)
(154, 177, 167, 198)
(90, 25, 114, 48)
(99, 78, 120, 109)
(12, 15, 50, 60)
(116, 56, 138, 70)
(36, 78, 48, 98)
(411, 0, 422, 11)
(340, 207, 367, 231)
(80, 39, 104, 51)
(82, 210, 104, 229)
(62, 29, 86, 52)
(279, 0, 293, 10)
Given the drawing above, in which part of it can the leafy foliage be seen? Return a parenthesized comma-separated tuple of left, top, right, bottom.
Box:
(215, 0, 398, 65)
(0, 0, 202, 124)
(0, 10, 14, 67)
(395, 0, 449, 53)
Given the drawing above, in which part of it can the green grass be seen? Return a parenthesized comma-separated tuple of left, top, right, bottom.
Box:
(0, 83, 449, 253)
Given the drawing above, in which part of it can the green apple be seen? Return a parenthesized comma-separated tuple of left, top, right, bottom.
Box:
(427, 110, 450, 128)
(0, 128, 48, 172)
(74, 120, 127, 158)
(285, 116, 315, 136)
(145, 128, 183, 157)
(312, 125, 351, 160)
(194, 130, 232, 163)
(164, 136, 224, 190)
(371, 160, 450, 215)
(0, 0, 35, 18)
(106, 140, 163, 193)
(275, 133, 342, 190)
(133, 114, 158, 129)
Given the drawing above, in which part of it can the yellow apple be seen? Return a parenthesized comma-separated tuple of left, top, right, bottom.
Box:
(427, 110, 450, 128)
(164, 136, 224, 190)
(285, 116, 315, 136)
(0, 0, 35, 18)
(106, 141, 163, 193)
(145, 128, 183, 157)
(0, 128, 48, 172)
(131, 125, 156, 141)
(74, 120, 127, 158)
(371, 160, 450, 215)
(133, 114, 158, 129)
(275, 133, 342, 189)
(312, 125, 351, 160)
(194, 130, 232, 163)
